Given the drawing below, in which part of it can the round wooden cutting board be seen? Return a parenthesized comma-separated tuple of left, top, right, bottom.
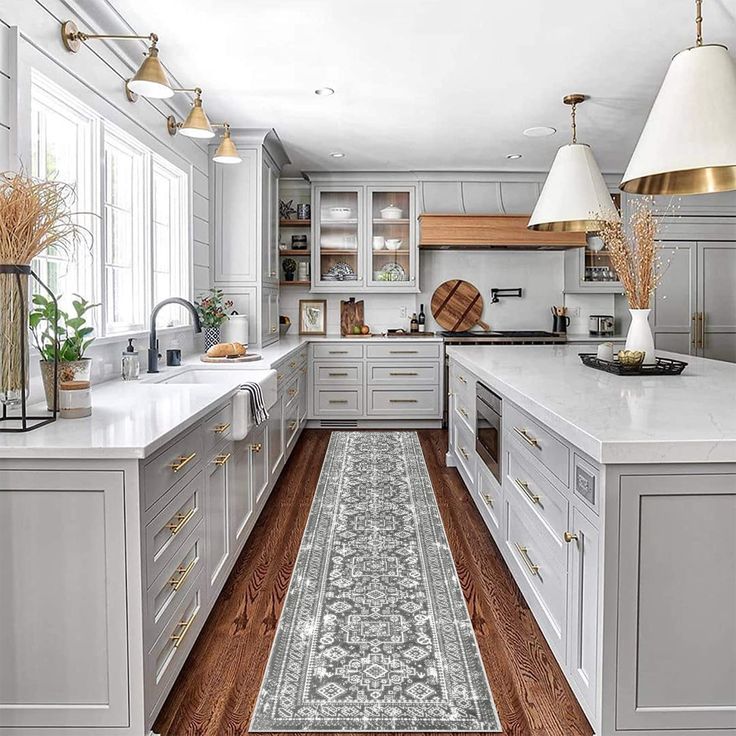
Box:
(431, 279, 490, 332)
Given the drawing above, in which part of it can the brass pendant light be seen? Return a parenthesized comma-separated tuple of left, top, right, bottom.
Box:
(167, 88, 215, 139)
(528, 95, 619, 232)
(621, 0, 736, 195)
(61, 21, 173, 99)
(213, 125, 242, 165)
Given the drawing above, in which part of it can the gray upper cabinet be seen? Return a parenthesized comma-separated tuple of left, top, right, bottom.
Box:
(699, 242, 736, 362)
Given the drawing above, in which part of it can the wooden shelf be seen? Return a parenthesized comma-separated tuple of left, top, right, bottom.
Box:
(280, 280, 311, 286)
(320, 219, 358, 226)
(279, 249, 311, 256)
(279, 220, 311, 227)
(320, 248, 358, 256)
(372, 218, 410, 224)
(372, 249, 410, 255)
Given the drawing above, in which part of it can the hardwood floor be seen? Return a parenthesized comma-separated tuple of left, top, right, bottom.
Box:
(154, 430, 593, 736)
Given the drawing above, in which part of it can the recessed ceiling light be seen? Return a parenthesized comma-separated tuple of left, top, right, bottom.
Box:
(315, 87, 335, 96)
(506, 154, 523, 160)
(523, 126, 557, 138)
(330, 152, 345, 158)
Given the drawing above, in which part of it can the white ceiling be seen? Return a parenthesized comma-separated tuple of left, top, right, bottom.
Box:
(110, 0, 736, 177)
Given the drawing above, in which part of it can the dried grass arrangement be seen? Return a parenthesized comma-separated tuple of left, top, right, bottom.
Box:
(597, 197, 664, 309)
(0, 171, 90, 405)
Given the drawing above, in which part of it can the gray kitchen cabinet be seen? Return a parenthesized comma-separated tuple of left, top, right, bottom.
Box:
(616, 473, 736, 732)
(653, 240, 736, 361)
(229, 439, 253, 549)
(211, 130, 289, 346)
(0, 470, 129, 730)
(268, 392, 284, 477)
(205, 440, 233, 597)
(249, 424, 270, 508)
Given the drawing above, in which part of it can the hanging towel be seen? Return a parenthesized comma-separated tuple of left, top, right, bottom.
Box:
(241, 381, 269, 425)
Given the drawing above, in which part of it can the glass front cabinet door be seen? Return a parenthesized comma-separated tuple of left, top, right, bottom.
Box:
(312, 184, 417, 292)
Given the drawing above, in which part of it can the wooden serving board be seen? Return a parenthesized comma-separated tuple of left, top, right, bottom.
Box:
(200, 353, 262, 363)
(431, 279, 490, 332)
(340, 298, 364, 336)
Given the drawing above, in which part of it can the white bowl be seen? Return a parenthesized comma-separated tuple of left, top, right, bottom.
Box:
(380, 205, 403, 220)
(385, 239, 403, 251)
(328, 206, 352, 220)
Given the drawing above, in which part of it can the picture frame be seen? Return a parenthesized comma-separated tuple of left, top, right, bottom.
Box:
(298, 299, 327, 336)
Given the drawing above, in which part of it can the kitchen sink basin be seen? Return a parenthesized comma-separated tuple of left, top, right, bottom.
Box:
(160, 368, 273, 386)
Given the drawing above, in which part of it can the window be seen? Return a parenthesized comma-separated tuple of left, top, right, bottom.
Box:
(30, 72, 190, 338)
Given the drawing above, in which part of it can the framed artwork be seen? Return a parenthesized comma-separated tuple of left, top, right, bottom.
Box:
(299, 299, 327, 335)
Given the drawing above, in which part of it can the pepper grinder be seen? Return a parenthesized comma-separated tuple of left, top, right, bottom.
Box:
(121, 338, 140, 381)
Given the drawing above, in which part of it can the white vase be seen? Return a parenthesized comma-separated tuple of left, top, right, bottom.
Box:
(625, 308, 656, 365)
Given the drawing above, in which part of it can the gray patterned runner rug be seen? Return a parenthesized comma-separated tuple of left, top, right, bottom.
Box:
(250, 431, 500, 732)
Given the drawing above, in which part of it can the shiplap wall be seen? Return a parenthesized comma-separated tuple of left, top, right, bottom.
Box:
(0, 0, 213, 386)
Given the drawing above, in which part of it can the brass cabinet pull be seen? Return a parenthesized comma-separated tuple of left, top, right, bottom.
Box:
(288, 388, 297, 397)
(328, 399, 348, 404)
(483, 493, 494, 508)
(169, 452, 197, 473)
(390, 371, 418, 376)
(170, 609, 197, 648)
(271, 326, 277, 333)
(288, 420, 298, 431)
(513, 426, 541, 449)
(213, 452, 231, 466)
(250, 442, 262, 453)
(166, 506, 196, 535)
(301, 367, 307, 374)
(515, 544, 540, 575)
(390, 350, 418, 354)
(169, 558, 196, 590)
(289, 360, 297, 368)
(213, 422, 231, 434)
(459, 407, 468, 418)
(700, 312, 706, 349)
(691, 313, 698, 348)
(458, 375, 467, 384)
(277, 372, 283, 380)
(328, 372, 349, 377)
(328, 350, 348, 354)
(514, 477, 540, 504)
(564, 531, 579, 543)
(459, 447, 469, 460)
(390, 399, 418, 403)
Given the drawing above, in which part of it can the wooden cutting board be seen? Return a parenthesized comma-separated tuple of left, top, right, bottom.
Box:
(340, 298, 364, 336)
(431, 279, 490, 332)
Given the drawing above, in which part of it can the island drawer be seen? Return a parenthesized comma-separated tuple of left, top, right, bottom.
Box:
(453, 391, 475, 433)
(314, 388, 362, 415)
(505, 501, 567, 659)
(203, 403, 233, 453)
(452, 413, 476, 489)
(506, 447, 569, 550)
(145, 571, 206, 719)
(284, 394, 301, 450)
(145, 521, 204, 647)
(145, 471, 204, 586)
(366, 342, 441, 360)
(283, 373, 300, 404)
(449, 360, 476, 413)
(367, 363, 439, 385)
(312, 343, 364, 359)
(367, 388, 440, 416)
(476, 460, 503, 538)
(314, 362, 363, 385)
(144, 424, 204, 510)
(505, 402, 570, 486)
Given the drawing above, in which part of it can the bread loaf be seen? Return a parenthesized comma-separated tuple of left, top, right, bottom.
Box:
(207, 342, 236, 358)
(231, 342, 247, 356)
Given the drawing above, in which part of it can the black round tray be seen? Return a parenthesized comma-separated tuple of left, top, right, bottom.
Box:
(579, 353, 688, 376)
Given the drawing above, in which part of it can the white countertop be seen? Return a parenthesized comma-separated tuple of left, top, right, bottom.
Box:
(447, 344, 736, 465)
(0, 335, 441, 460)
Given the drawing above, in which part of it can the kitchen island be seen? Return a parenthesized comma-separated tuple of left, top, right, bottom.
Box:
(446, 344, 736, 736)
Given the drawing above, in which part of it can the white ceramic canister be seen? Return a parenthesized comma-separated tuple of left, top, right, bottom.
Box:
(221, 313, 249, 346)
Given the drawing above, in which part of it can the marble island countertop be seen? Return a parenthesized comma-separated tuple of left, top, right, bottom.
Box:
(447, 344, 736, 464)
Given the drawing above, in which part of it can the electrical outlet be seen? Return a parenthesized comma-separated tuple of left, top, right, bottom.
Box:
(399, 306, 408, 319)
(570, 306, 581, 318)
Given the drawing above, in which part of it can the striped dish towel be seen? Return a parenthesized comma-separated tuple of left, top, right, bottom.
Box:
(241, 382, 269, 425)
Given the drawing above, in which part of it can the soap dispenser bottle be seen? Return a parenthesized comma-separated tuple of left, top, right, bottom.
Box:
(121, 338, 140, 381)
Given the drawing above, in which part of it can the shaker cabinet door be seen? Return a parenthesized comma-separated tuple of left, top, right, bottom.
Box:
(698, 242, 736, 362)
(205, 444, 232, 597)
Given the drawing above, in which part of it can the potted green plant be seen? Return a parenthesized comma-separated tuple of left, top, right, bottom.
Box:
(30, 293, 99, 411)
(195, 288, 233, 351)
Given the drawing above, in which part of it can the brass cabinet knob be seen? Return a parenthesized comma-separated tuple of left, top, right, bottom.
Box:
(564, 531, 579, 543)
(250, 442, 263, 453)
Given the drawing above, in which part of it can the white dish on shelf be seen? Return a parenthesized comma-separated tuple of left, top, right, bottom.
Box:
(372, 236, 385, 251)
(385, 238, 403, 251)
(327, 206, 352, 220)
(380, 204, 403, 219)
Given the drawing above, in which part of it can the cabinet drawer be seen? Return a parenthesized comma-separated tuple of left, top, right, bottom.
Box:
(314, 362, 363, 385)
(366, 342, 441, 359)
(145, 471, 204, 586)
(203, 403, 233, 453)
(506, 447, 569, 551)
(314, 388, 362, 415)
(146, 522, 204, 647)
(451, 413, 476, 489)
(283, 374, 300, 404)
(505, 501, 566, 657)
(284, 394, 301, 449)
(367, 363, 439, 385)
(449, 360, 476, 411)
(145, 573, 206, 719)
(453, 393, 475, 433)
(505, 402, 570, 486)
(144, 424, 204, 510)
(368, 388, 439, 416)
(476, 460, 503, 537)
(312, 343, 364, 359)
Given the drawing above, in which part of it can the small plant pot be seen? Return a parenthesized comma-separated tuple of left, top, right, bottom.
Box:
(40, 358, 92, 412)
(203, 326, 221, 351)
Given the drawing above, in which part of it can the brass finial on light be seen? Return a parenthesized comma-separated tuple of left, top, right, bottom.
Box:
(213, 125, 242, 164)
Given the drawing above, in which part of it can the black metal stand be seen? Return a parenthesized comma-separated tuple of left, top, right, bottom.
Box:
(0, 264, 58, 432)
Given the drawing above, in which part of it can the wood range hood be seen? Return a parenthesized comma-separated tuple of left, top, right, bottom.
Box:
(418, 214, 586, 250)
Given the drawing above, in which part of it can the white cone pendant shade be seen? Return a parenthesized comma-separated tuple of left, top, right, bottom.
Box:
(528, 144, 619, 232)
(127, 46, 174, 99)
(621, 44, 736, 195)
(213, 128, 242, 164)
(180, 97, 215, 139)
